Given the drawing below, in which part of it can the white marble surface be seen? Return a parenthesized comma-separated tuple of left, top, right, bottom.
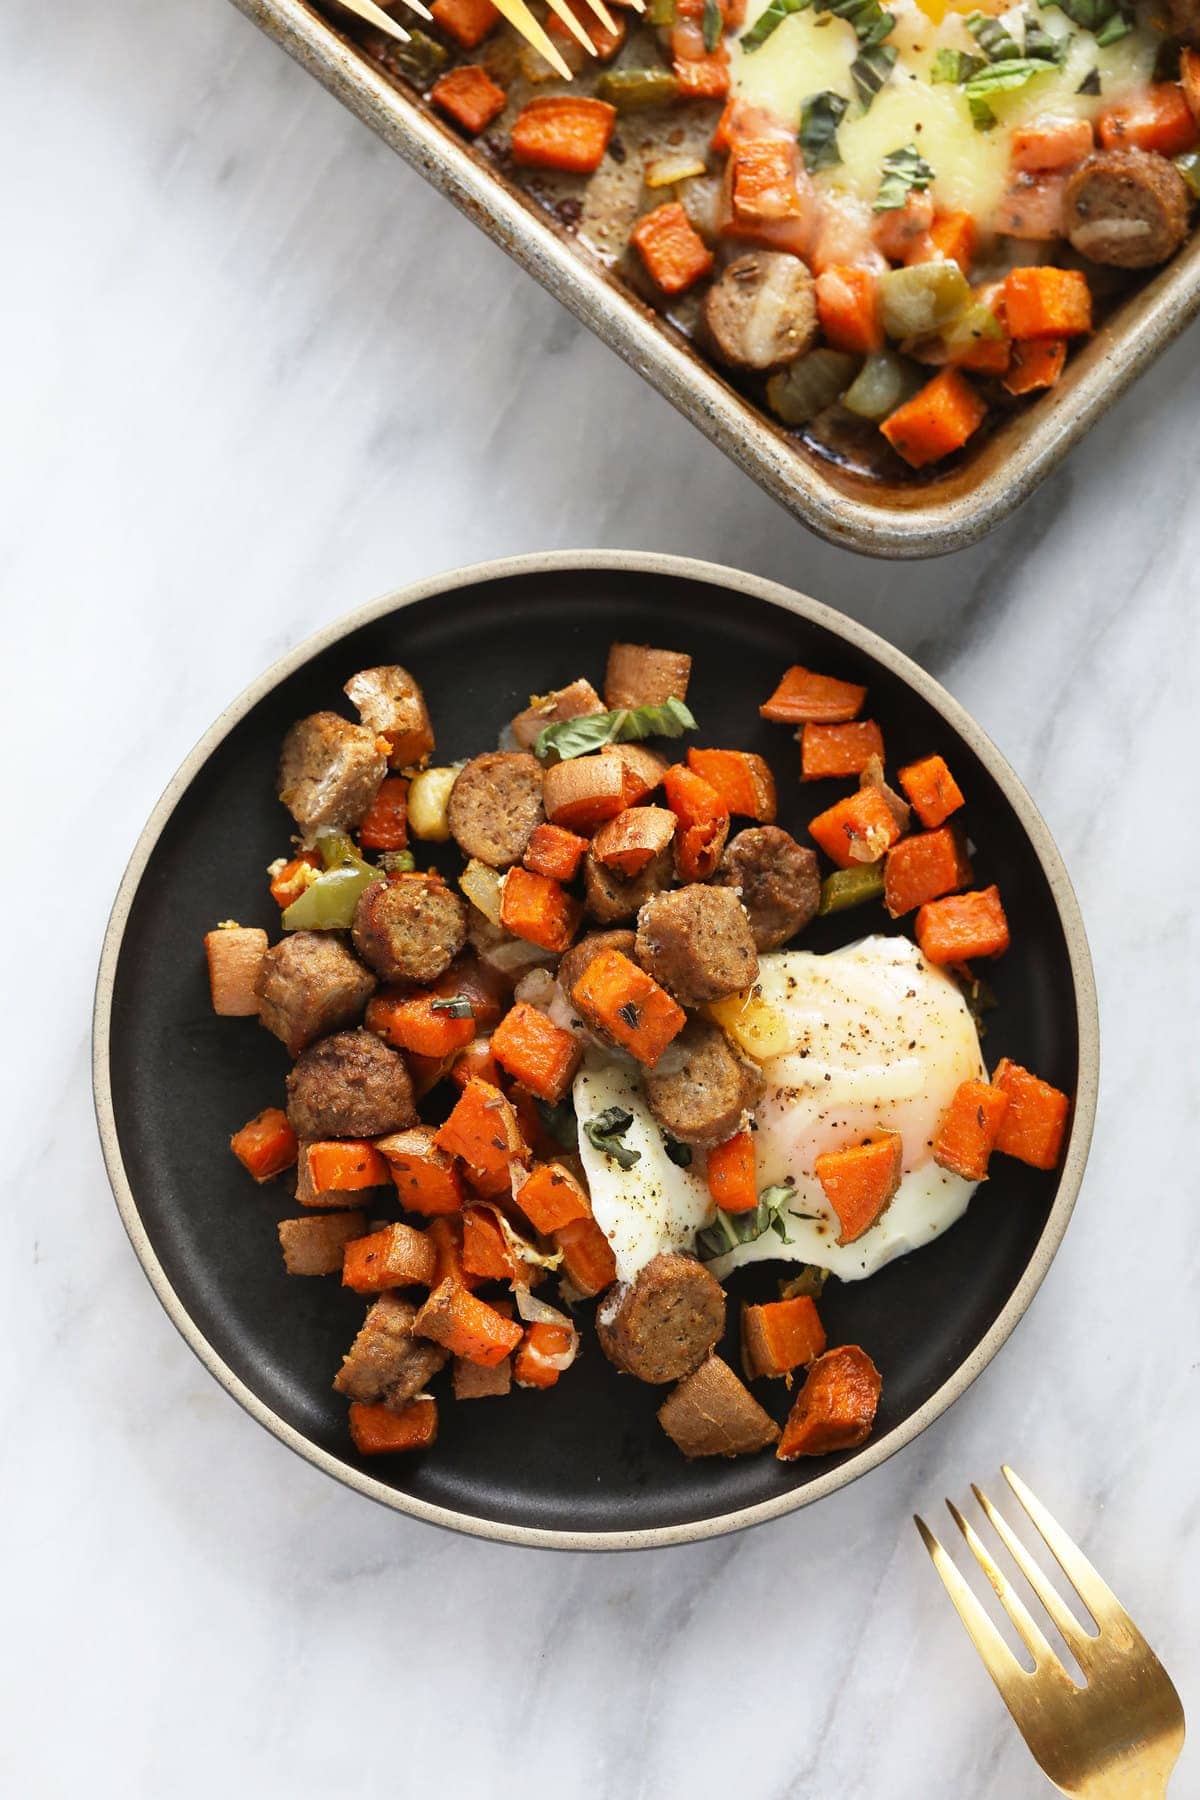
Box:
(3, 1, 1198, 1794)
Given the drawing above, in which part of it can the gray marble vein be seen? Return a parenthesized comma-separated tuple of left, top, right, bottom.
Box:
(1, 0, 1198, 1794)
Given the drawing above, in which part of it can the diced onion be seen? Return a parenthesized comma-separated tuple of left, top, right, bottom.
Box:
(513, 1287, 579, 1370)
(644, 154, 707, 190)
(460, 858, 503, 925)
(408, 765, 459, 841)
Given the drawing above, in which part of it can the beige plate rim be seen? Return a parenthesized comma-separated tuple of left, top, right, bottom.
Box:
(92, 550, 1100, 1552)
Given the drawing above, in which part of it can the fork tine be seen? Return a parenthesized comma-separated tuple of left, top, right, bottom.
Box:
(915, 1515, 1027, 1693)
(946, 1500, 1058, 1669)
(544, 0, 597, 52)
(487, 0, 575, 75)
(972, 1484, 1093, 1658)
(1003, 1467, 1124, 1630)
(576, 0, 620, 33)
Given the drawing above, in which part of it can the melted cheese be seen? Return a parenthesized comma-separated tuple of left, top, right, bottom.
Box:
(732, 0, 1158, 224)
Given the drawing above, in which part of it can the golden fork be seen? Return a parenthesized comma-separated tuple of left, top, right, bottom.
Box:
(916, 1466, 1185, 1797)
(330, 0, 637, 81)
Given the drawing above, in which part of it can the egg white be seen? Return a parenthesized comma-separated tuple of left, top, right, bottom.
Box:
(731, 0, 1157, 225)
(574, 935, 986, 1286)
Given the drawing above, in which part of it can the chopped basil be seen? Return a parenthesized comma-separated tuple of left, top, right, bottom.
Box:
(536, 1096, 580, 1153)
(1153, 38, 1181, 81)
(1022, 12, 1066, 62)
(664, 1136, 693, 1167)
(535, 695, 696, 762)
(696, 1183, 805, 1261)
(799, 91, 848, 170)
(931, 46, 984, 82)
(703, 0, 723, 50)
(966, 10, 1021, 58)
(963, 55, 1058, 126)
(430, 995, 474, 1018)
(617, 1000, 642, 1029)
(874, 144, 935, 212)
(741, 0, 810, 51)
(819, 0, 895, 44)
(1039, 0, 1131, 39)
(584, 1106, 640, 1169)
(1076, 64, 1101, 92)
(956, 972, 998, 1037)
(851, 42, 897, 105)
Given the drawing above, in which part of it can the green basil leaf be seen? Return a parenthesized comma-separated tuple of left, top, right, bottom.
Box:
(741, 0, 811, 51)
(584, 1106, 640, 1170)
(1022, 11, 1066, 60)
(535, 694, 696, 762)
(963, 54, 1057, 97)
(1076, 64, 1101, 92)
(430, 995, 474, 1018)
(931, 46, 984, 81)
(966, 9, 1021, 57)
(851, 41, 897, 105)
(695, 1183, 811, 1260)
(703, 0, 723, 51)
(536, 1096, 580, 1153)
(799, 90, 848, 169)
(664, 1136, 694, 1167)
(1094, 10, 1131, 42)
(873, 143, 935, 211)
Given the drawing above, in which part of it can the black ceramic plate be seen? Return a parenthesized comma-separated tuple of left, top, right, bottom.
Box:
(94, 552, 1098, 1549)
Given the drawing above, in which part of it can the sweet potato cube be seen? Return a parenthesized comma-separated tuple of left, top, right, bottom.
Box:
(992, 1059, 1070, 1170)
(808, 787, 902, 870)
(686, 748, 776, 823)
(523, 822, 589, 882)
(342, 1221, 437, 1294)
(377, 1124, 465, 1215)
(490, 1001, 582, 1103)
(742, 1296, 826, 1380)
(932, 1079, 1009, 1182)
(461, 1205, 519, 1282)
(569, 948, 687, 1066)
(630, 203, 714, 296)
(205, 926, 268, 1016)
(277, 1212, 367, 1277)
(306, 1140, 390, 1194)
(776, 1345, 881, 1460)
(429, 0, 499, 48)
(430, 64, 507, 136)
(510, 96, 616, 174)
(554, 1213, 617, 1296)
(884, 827, 972, 917)
(761, 665, 866, 724)
(897, 754, 964, 828)
(814, 1133, 903, 1244)
(800, 720, 884, 781)
(513, 1321, 576, 1390)
(348, 1397, 438, 1455)
(915, 885, 1010, 965)
(230, 1107, 298, 1182)
(434, 1078, 527, 1197)
(414, 1278, 524, 1366)
(515, 1162, 592, 1234)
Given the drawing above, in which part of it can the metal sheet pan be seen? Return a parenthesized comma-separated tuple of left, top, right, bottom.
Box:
(230, 0, 1200, 556)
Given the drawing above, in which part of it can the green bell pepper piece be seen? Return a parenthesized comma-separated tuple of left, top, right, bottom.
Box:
(817, 862, 885, 916)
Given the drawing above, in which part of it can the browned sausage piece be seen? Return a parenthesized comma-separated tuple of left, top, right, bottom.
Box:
(448, 751, 545, 868)
(636, 884, 758, 1006)
(255, 931, 377, 1057)
(713, 826, 821, 952)
(352, 876, 467, 983)
(1167, 0, 1200, 47)
(703, 251, 818, 371)
(584, 844, 674, 924)
(1183, 41, 1200, 114)
(277, 1211, 367, 1276)
(1064, 148, 1189, 269)
(658, 1355, 781, 1458)
(286, 1028, 416, 1139)
(510, 678, 605, 749)
(277, 711, 387, 832)
(604, 643, 693, 710)
(597, 1251, 725, 1384)
(333, 1293, 449, 1408)
(557, 928, 638, 998)
(643, 1019, 765, 1148)
(344, 666, 435, 768)
(601, 742, 669, 800)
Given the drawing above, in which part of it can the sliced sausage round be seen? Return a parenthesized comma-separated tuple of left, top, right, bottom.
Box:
(584, 844, 673, 925)
(713, 826, 821, 952)
(448, 751, 544, 868)
(286, 1028, 416, 1140)
(658, 1354, 781, 1457)
(352, 877, 467, 984)
(703, 251, 818, 371)
(255, 931, 376, 1057)
(277, 711, 387, 832)
(1063, 148, 1189, 269)
(597, 1252, 726, 1384)
(635, 883, 758, 1006)
(643, 1019, 765, 1148)
(557, 928, 638, 998)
